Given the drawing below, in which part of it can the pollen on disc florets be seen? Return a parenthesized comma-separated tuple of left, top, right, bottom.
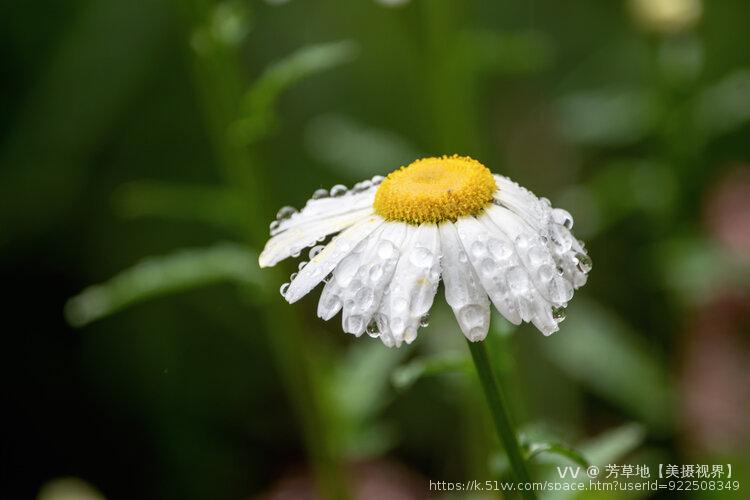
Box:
(373, 155, 496, 224)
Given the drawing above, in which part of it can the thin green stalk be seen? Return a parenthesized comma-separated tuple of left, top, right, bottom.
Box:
(174, 2, 349, 498)
(467, 340, 536, 500)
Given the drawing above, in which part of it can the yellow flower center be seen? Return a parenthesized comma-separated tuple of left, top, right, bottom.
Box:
(373, 155, 496, 224)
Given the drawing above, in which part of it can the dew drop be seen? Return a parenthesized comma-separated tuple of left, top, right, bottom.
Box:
(369, 264, 384, 283)
(298, 261, 307, 271)
(345, 315, 364, 333)
(377, 240, 396, 259)
(480, 258, 496, 277)
(289, 272, 298, 281)
(279, 282, 290, 297)
(470, 241, 487, 258)
(371, 175, 385, 185)
(393, 297, 408, 313)
(276, 206, 297, 221)
(506, 266, 529, 294)
(552, 208, 574, 229)
(312, 188, 329, 199)
(537, 264, 554, 282)
(458, 251, 468, 263)
(352, 180, 373, 193)
(548, 276, 573, 304)
(488, 239, 512, 260)
(269, 220, 280, 232)
(409, 247, 434, 268)
(419, 314, 430, 328)
(459, 305, 486, 329)
(549, 224, 573, 254)
(330, 184, 348, 197)
(552, 306, 566, 323)
(309, 245, 325, 259)
(575, 252, 593, 273)
(527, 245, 549, 266)
(366, 319, 380, 337)
(354, 287, 375, 310)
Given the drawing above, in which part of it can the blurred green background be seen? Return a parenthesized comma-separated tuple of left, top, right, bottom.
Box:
(2, 0, 749, 499)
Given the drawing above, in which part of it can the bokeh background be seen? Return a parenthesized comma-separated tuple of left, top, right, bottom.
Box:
(2, 0, 749, 499)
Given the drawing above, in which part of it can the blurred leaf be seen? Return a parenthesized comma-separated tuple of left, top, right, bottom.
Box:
(526, 441, 590, 468)
(656, 236, 750, 303)
(541, 298, 676, 432)
(460, 30, 555, 75)
(694, 69, 750, 138)
(327, 340, 407, 459)
(556, 88, 658, 146)
(231, 40, 359, 143)
(305, 113, 421, 178)
(579, 423, 646, 466)
(330, 340, 407, 422)
(0, 0, 171, 242)
(65, 243, 261, 327)
(113, 181, 248, 235)
(391, 352, 471, 391)
(190, 0, 253, 54)
(535, 424, 647, 500)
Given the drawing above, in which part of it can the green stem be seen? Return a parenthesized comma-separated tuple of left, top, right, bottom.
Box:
(467, 340, 536, 500)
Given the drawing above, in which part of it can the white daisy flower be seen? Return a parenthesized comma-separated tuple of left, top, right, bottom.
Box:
(260, 155, 592, 347)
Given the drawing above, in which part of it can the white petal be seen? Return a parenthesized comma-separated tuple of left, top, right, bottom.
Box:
(454, 216, 522, 325)
(339, 223, 408, 336)
(283, 215, 384, 303)
(271, 187, 377, 236)
(438, 222, 491, 342)
(484, 204, 573, 306)
(259, 208, 373, 268)
(377, 223, 441, 347)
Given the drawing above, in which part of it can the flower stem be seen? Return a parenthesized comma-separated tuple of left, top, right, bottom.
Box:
(467, 340, 536, 499)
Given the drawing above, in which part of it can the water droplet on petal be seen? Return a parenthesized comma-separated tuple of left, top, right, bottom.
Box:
(575, 252, 593, 273)
(549, 224, 573, 254)
(377, 240, 396, 259)
(488, 239, 512, 260)
(366, 319, 380, 337)
(269, 220, 280, 232)
(506, 266, 529, 294)
(409, 247, 434, 267)
(528, 245, 548, 266)
(552, 306, 566, 323)
(309, 245, 325, 259)
(279, 282, 290, 297)
(298, 261, 307, 271)
(312, 188, 329, 199)
(470, 241, 487, 258)
(369, 264, 383, 283)
(289, 272, 298, 281)
(552, 208, 574, 229)
(330, 184, 348, 197)
(371, 175, 385, 185)
(354, 287, 375, 310)
(419, 314, 430, 328)
(276, 206, 297, 221)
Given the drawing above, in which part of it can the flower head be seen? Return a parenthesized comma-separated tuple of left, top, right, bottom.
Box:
(260, 155, 592, 347)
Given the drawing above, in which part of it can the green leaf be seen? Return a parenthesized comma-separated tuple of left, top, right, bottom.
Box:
(231, 40, 359, 143)
(579, 423, 646, 466)
(305, 113, 421, 178)
(556, 88, 658, 146)
(694, 69, 750, 138)
(541, 298, 676, 432)
(391, 352, 471, 391)
(112, 181, 248, 235)
(526, 441, 590, 468)
(65, 243, 261, 327)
